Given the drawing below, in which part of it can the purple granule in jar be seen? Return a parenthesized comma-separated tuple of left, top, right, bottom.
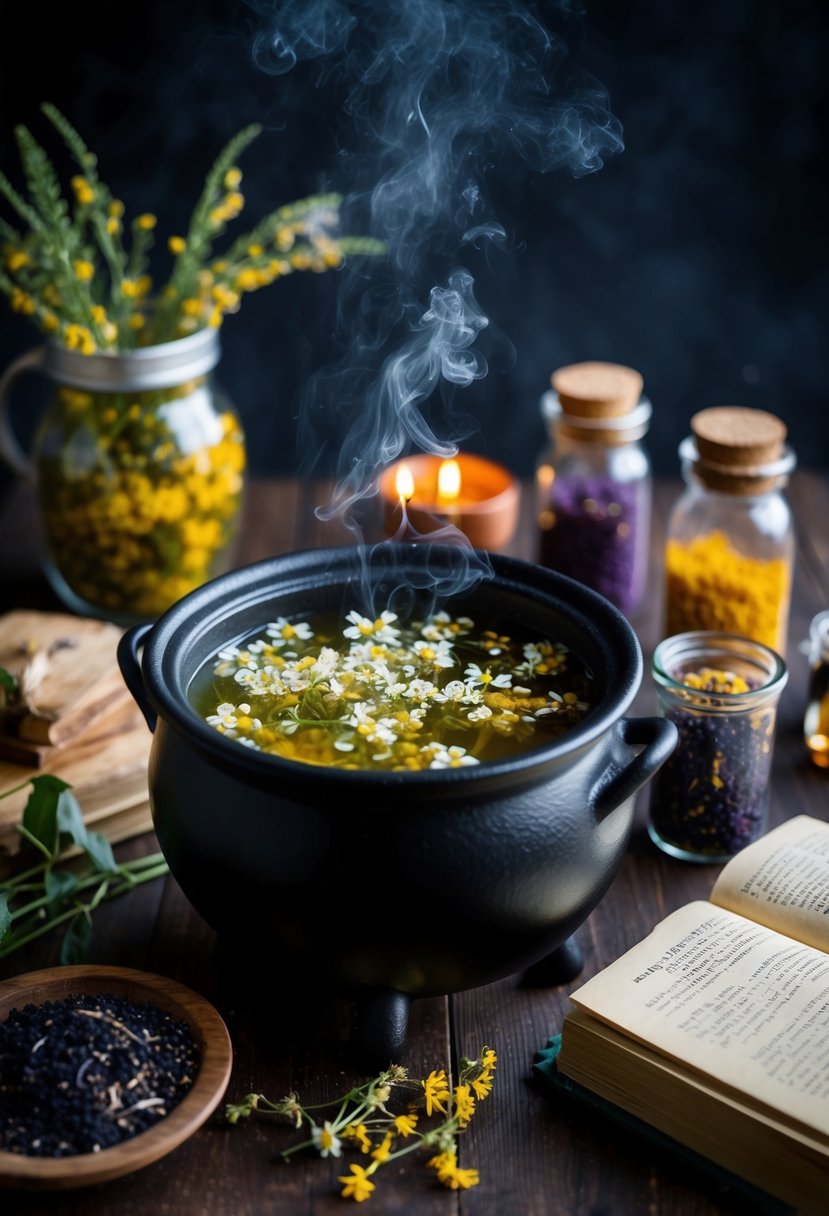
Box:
(648, 702, 773, 859)
(538, 476, 644, 613)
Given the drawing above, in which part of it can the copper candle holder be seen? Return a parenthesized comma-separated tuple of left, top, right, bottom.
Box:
(378, 452, 520, 551)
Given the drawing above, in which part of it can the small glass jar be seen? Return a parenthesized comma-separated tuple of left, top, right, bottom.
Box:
(664, 407, 796, 655)
(0, 327, 246, 625)
(535, 361, 652, 615)
(648, 630, 788, 863)
(804, 609, 829, 769)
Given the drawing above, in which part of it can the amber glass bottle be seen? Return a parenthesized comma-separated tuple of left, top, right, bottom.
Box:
(804, 610, 829, 769)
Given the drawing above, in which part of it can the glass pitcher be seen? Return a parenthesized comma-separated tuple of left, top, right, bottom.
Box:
(0, 327, 246, 625)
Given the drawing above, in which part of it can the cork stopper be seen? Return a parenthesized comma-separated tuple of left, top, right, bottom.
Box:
(684, 406, 793, 494)
(690, 407, 787, 468)
(551, 361, 644, 419)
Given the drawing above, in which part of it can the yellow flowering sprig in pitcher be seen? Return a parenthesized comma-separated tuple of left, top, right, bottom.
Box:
(0, 105, 385, 623)
(225, 1047, 497, 1201)
(0, 103, 385, 350)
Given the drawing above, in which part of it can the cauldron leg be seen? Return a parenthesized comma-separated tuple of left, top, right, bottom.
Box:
(352, 989, 412, 1070)
(521, 934, 584, 987)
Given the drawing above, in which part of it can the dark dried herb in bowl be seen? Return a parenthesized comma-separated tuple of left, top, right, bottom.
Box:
(0, 991, 199, 1157)
(0, 965, 233, 1190)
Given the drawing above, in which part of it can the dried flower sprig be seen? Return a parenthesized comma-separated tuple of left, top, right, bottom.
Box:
(0, 103, 386, 352)
(225, 1047, 496, 1201)
(0, 765, 169, 963)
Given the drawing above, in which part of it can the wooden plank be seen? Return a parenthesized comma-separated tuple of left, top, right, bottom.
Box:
(1, 472, 826, 1215)
(0, 699, 151, 860)
(0, 609, 132, 753)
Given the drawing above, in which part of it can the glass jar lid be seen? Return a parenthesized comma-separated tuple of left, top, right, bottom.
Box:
(543, 360, 650, 444)
(551, 360, 643, 418)
(681, 406, 796, 493)
(42, 326, 221, 392)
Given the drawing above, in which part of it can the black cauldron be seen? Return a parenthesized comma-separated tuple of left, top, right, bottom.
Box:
(118, 545, 676, 1063)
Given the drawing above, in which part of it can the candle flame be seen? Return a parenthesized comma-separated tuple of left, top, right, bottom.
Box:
(437, 458, 462, 504)
(395, 463, 415, 502)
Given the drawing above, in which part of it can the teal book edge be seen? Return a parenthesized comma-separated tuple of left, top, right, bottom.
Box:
(530, 1034, 794, 1215)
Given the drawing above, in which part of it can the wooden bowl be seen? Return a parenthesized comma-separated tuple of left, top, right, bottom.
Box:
(0, 964, 233, 1190)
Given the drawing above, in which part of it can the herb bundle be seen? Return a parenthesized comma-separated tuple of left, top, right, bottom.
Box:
(0, 774, 168, 964)
(0, 103, 385, 352)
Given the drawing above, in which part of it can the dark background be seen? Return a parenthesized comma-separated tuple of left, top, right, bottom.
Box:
(1, 0, 827, 488)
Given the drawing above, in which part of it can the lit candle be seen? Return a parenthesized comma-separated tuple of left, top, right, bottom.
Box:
(379, 452, 520, 551)
(395, 462, 415, 504)
(436, 458, 462, 509)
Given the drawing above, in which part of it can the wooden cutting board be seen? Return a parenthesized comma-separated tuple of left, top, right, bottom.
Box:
(0, 609, 133, 762)
(0, 696, 153, 860)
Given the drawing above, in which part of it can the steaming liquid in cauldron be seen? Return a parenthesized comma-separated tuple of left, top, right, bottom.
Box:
(188, 606, 594, 771)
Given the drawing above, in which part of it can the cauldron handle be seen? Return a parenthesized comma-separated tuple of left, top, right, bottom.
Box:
(117, 622, 157, 732)
(593, 716, 678, 820)
(352, 989, 411, 1071)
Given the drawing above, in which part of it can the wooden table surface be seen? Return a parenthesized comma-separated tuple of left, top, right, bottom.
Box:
(1, 470, 827, 1216)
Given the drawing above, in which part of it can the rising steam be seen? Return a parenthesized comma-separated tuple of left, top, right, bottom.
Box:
(246, 0, 623, 598)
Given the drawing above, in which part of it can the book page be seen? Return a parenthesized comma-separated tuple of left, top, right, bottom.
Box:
(710, 816, 829, 951)
(569, 901, 829, 1138)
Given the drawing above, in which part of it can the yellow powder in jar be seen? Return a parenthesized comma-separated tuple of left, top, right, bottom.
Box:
(665, 530, 790, 652)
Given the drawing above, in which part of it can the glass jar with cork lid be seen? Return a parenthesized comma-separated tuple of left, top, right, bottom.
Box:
(664, 407, 796, 655)
(535, 360, 652, 615)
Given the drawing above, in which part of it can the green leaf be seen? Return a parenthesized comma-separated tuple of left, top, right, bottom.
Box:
(44, 869, 79, 910)
(55, 787, 87, 847)
(0, 166, 47, 235)
(22, 775, 70, 856)
(41, 103, 96, 175)
(14, 124, 72, 242)
(56, 789, 118, 874)
(0, 667, 18, 693)
(59, 912, 92, 964)
(81, 830, 118, 876)
(0, 893, 10, 944)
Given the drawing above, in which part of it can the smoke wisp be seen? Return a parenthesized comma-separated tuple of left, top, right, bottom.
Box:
(246, 0, 623, 599)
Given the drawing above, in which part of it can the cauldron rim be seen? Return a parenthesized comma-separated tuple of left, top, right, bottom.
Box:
(137, 543, 643, 789)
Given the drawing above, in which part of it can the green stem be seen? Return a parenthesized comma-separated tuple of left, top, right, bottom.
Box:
(0, 901, 88, 957)
(15, 823, 54, 862)
(7, 858, 166, 922)
(0, 857, 49, 888)
(0, 778, 37, 800)
(0, 859, 168, 959)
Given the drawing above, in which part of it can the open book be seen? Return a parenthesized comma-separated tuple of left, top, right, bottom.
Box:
(540, 815, 829, 1216)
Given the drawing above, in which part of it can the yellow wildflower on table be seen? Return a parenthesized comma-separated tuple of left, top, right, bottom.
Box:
(225, 1048, 497, 1202)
